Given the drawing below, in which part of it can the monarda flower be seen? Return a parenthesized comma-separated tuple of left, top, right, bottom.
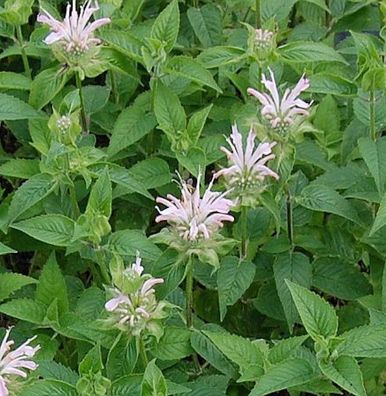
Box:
(247, 68, 311, 135)
(37, 0, 110, 68)
(155, 174, 234, 242)
(105, 274, 167, 338)
(0, 328, 40, 396)
(254, 28, 274, 50)
(215, 125, 278, 203)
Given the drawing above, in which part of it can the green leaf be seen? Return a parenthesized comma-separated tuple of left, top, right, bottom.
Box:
(153, 81, 186, 136)
(336, 325, 386, 358)
(141, 359, 167, 396)
(0, 93, 41, 121)
(19, 380, 77, 396)
(36, 253, 69, 314)
(250, 358, 315, 396)
(79, 344, 103, 375)
(87, 168, 112, 218)
(99, 30, 143, 62)
(370, 192, 386, 235)
(312, 257, 372, 300)
(0, 272, 37, 302)
(298, 183, 361, 225)
(187, 104, 213, 145)
(354, 90, 386, 128)
(358, 136, 386, 196)
(307, 73, 357, 97)
(107, 335, 138, 380)
(36, 361, 79, 385)
(8, 173, 57, 223)
(217, 256, 255, 321)
(0, 242, 16, 256)
(197, 46, 245, 69)
(75, 287, 105, 321)
(29, 67, 72, 110)
(82, 85, 110, 115)
(203, 330, 264, 379)
(273, 252, 312, 332)
(108, 230, 161, 262)
(176, 146, 206, 178)
(150, 0, 179, 53)
(314, 95, 340, 135)
(166, 56, 222, 93)
(108, 94, 157, 157)
(319, 356, 366, 396)
(129, 158, 171, 189)
(111, 374, 142, 395)
(261, 0, 297, 22)
(0, 71, 31, 90)
(153, 327, 193, 360)
(286, 280, 338, 341)
(0, 159, 40, 179)
(279, 42, 348, 64)
(12, 215, 75, 247)
(187, 4, 222, 47)
(180, 375, 228, 396)
(191, 330, 238, 378)
(0, 298, 46, 324)
(268, 336, 309, 364)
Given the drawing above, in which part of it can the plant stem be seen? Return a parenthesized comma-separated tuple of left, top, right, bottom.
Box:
(240, 206, 249, 258)
(139, 336, 148, 368)
(255, 0, 261, 28)
(16, 25, 31, 79)
(69, 184, 80, 219)
(369, 87, 376, 141)
(286, 187, 294, 249)
(75, 72, 88, 133)
(185, 256, 194, 328)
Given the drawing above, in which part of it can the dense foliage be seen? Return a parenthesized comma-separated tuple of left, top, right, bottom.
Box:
(1, 0, 386, 395)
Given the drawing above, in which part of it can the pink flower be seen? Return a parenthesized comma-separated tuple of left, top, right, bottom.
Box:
(215, 125, 278, 190)
(37, 0, 110, 55)
(123, 253, 144, 279)
(0, 328, 40, 396)
(247, 68, 311, 131)
(155, 174, 234, 241)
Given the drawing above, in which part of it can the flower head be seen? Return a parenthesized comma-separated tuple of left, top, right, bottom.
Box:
(38, 0, 110, 55)
(0, 328, 40, 396)
(254, 29, 274, 50)
(105, 267, 167, 337)
(123, 253, 144, 279)
(155, 174, 234, 242)
(247, 68, 311, 134)
(215, 125, 278, 198)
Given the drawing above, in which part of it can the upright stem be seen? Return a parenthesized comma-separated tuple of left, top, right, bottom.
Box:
(255, 0, 261, 28)
(16, 26, 31, 79)
(75, 72, 88, 133)
(185, 256, 194, 328)
(369, 87, 376, 141)
(240, 206, 249, 258)
(286, 187, 294, 249)
(69, 184, 80, 219)
(139, 336, 148, 368)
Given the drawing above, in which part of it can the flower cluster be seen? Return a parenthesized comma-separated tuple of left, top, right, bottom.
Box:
(0, 328, 40, 396)
(215, 125, 278, 203)
(254, 29, 274, 50)
(105, 255, 168, 338)
(38, 0, 110, 63)
(248, 68, 311, 135)
(156, 174, 234, 242)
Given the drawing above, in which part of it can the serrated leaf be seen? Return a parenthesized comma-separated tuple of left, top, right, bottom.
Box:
(268, 336, 309, 364)
(141, 359, 167, 396)
(12, 215, 75, 247)
(0, 93, 41, 120)
(319, 356, 366, 396)
(203, 330, 264, 379)
(370, 192, 386, 235)
(0, 298, 46, 324)
(29, 67, 72, 110)
(217, 256, 255, 321)
(286, 280, 338, 341)
(336, 325, 386, 358)
(197, 46, 245, 69)
(274, 252, 312, 332)
(36, 253, 69, 314)
(187, 104, 213, 145)
(166, 56, 222, 93)
(0, 71, 30, 90)
(0, 272, 37, 302)
(36, 361, 79, 386)
(18, 380, 77, 396)
(0, 159, 40, 179)
(250, 358, 315, 396)
(153, 327, 193, 360)
(87, 168, 112, 218)
(99, 30, 143, 62)
(129, 158, 171, 189)
(261, 0, 297, 22)
(8, 173, 57, 223)
(82, 85, 110, 114)
(108, 94, 157, 157)
(107, 335, 138, 381)
(307, 73, 357, 97)
(150, 0, 179, 53)
(187, 4, 222, 48)
(298, 183, 361, 225)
